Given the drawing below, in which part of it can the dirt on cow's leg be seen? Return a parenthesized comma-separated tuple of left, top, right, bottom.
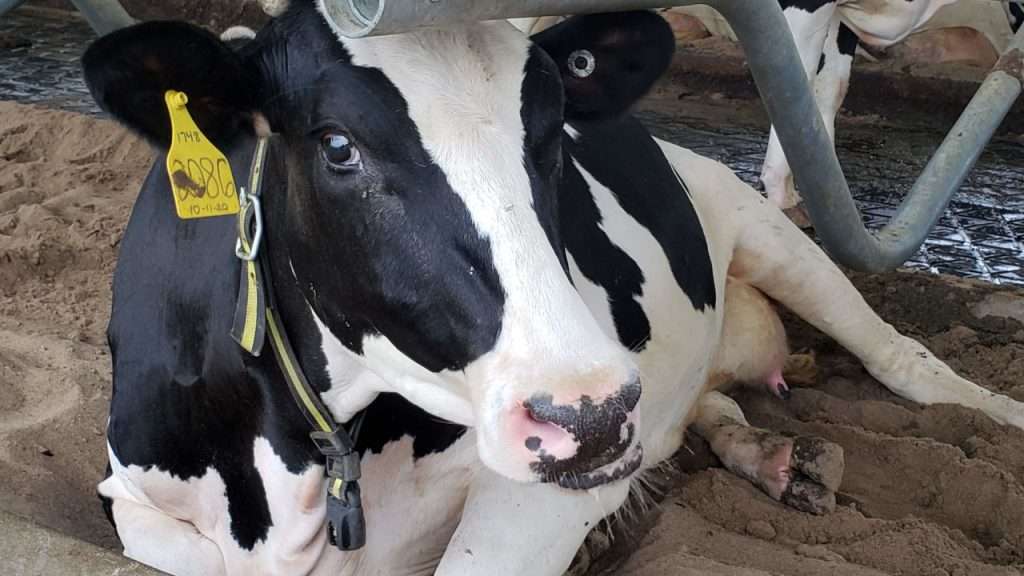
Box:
(708, 424, 843, 515)
(692, 391, 845, 515)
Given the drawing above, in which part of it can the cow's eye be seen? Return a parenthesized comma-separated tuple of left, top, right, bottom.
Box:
(320, 132, 361, 170)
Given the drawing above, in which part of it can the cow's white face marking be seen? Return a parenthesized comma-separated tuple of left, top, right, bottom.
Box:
(313, 11, 639, 484)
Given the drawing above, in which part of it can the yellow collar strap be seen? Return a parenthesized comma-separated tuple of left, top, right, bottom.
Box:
(231, 137, 366, 551)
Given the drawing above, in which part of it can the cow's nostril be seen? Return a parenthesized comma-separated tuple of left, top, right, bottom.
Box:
(523, 401, 548, 424)
(524, 397, 557, 424)
(513, 403, 575, 459)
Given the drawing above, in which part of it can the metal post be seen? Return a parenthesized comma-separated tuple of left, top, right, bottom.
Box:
(67, 0, 134, 36)
(0, 0, 28, 20)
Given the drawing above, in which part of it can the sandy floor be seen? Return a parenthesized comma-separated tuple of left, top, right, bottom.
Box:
(1, 101, 1023, 574)
(605, 270, 1024, 575)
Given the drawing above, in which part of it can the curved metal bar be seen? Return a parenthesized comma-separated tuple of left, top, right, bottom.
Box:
(321, 0, 701, 37)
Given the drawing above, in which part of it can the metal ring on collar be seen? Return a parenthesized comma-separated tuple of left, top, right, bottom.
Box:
(235, 187, 264, 262)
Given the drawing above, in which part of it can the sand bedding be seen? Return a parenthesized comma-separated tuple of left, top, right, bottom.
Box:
(1, 101, 1022, 574)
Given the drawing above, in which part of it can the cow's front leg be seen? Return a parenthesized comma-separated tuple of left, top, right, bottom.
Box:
(691, 391, 844, 515)
(436, 468, 630, 576)
(761, 1, 838, 212)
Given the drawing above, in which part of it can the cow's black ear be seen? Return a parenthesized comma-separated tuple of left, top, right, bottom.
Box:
(82, 21, 260, 148)
(531, 11, 674, 122)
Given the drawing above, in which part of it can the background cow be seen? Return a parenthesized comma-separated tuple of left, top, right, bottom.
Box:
(83, 2, 1024, 575)
(762, 0, 1024, 215)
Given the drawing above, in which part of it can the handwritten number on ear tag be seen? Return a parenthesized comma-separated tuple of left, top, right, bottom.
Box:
(164, 90, 241, 220)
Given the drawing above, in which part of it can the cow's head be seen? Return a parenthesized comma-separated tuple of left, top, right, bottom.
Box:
(82, 3, 673, 489)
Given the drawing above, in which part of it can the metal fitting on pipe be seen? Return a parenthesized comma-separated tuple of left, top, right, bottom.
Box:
(319, 0, 691, 37)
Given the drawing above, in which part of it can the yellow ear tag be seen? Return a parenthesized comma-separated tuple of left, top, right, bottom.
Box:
(164, 90, 241, 219)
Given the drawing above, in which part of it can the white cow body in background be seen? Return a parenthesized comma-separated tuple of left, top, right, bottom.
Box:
(518, 2, 1021, 217)
(673, 1, 1020, 50)
(762, 0, 1021, 212)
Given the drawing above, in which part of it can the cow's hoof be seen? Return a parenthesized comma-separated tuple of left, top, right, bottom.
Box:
(791, 436, 844, 492)
(760, 435, 843, 515)
(782, 478, 836, 515)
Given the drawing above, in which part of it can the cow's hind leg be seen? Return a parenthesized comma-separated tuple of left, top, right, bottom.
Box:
(725, 171, 1024, 431)
(761, 1, 838, 212)
(692, 391, 844, 514)
(813, 21, 857, 151)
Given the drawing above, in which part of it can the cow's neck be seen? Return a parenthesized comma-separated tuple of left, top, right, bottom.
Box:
(252, 137, 378, 424)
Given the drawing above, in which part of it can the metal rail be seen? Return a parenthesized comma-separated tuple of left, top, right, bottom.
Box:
(322, 0, 1024, 272)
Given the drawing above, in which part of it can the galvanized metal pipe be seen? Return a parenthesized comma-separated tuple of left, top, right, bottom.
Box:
(67, 0, 135, 36)
(875, 32, 1023, 257)
(321, 0, 706, 37)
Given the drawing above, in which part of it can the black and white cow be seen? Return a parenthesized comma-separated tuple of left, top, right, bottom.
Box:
(762, 0, 1023, 213)
(1008, 0, 1024, 32)
(83, 3, 1024, 575)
